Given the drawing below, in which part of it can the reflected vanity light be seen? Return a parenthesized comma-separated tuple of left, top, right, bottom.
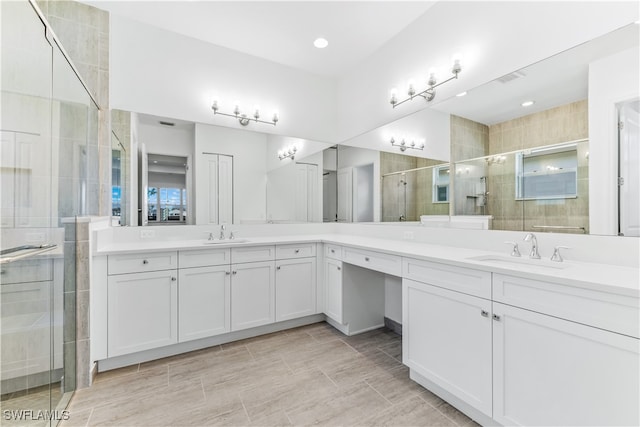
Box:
(278, 144, 297, 160)
(390, 136, 425, 152)
(211, 99, 279, 126)
(521, 100, 535, 107)
(486, 155, 507, 165)
(389, 54, 462, 108)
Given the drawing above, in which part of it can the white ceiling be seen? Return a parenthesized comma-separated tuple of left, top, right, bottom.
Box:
(82, 0, 436, 77)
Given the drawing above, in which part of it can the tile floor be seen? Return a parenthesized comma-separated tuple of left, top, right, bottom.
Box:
(61, 322, 478, 426)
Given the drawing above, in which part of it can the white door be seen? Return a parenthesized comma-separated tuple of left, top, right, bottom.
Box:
(107, 270, 178, 357)
(230, 261, 275, 331)
(218, 154, 233, 224)
(204, 153, 219, 224)
(295, 163, 308, 222)
(492, 302, 639, 426)
(337, 167, 353, 222)
(307, 164, 319, 222)
(275, 258, 317, 321)
(324, 258, 343, 323)
(619, 99, 640, 236)
(402, 278, 493, 417)
(178, 265, 231, 342)
(139, 143, 148, 226)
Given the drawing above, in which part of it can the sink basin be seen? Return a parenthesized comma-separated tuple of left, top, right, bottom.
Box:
(203, 239, 250, 245)
(467, 255, 570, 270)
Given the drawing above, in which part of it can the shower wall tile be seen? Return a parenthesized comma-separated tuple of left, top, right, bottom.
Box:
(76, 290, 90, 341)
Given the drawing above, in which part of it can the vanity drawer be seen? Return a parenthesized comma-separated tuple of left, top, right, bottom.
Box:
(0, 259, 52, 284)
(403, 258, 491, 299)
(493, 273, 640, 338)
(342, 246, 401, 276)
(276, 243, 316, 260)
(108, 251, 178, 275)
(231, 245, 275, 264)
(179, 248, 231, 269)
(325, 244, 342, 260)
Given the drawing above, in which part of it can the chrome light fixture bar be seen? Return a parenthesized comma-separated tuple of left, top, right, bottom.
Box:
(278, 144, 297, 160)
(390, 137, 424, 152)
(390, 56, 462, 108)
(211, 100, 279, 126)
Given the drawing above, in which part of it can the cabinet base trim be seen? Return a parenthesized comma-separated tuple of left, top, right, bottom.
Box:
(326, 317, 384, 336)
(409, 370, 498, 427)
(384, 316, 402, 335)
(97, 314, 325, 372)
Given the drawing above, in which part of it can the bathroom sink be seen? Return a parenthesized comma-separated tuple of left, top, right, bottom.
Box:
(467, 255, 570, 270)
(203, 239, 250, 245)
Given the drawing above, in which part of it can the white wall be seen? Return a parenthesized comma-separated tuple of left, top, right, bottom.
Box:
(194, 123, 267, 224)
(110, 15, 337, 143)
(588, 46, 640, 235)
(337, 1, 639, 143)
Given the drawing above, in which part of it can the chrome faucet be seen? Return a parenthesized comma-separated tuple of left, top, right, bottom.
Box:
(503, 241, 521, 257)
(208, 232, 215, 241)
(523, 233, 540, 259)
(550, 246, 570, 262)
(219, 224, 226, 240)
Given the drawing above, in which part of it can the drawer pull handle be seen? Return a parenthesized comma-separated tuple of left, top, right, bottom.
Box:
(481, 310, 489, 318)
(232, 271, 237, 275)
(330, 249, 335, 253)
(277, 266, 281, 270)
(225, 271, 231, 275)
(492, 314, 501, 321)
(294, 249, 300, 254)
(142, 260, 149, 265)
(337, 266, 341, 271)
(365, 257, 370, 262)
(171, 277, 177, 281)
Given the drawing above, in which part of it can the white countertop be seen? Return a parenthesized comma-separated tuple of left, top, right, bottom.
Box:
(96, 233, 640, 298)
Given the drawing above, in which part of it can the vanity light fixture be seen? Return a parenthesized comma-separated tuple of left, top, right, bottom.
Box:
(390, 137, 425, 152)
(389, 55, 462, 108)
(211, 99, 279, 126)
(278, 144, 298, 161)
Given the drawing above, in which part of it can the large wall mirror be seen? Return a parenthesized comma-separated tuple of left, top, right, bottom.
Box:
(110, 24, 638, 237)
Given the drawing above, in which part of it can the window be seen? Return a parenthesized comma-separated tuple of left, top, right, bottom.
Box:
(432, 165, 450, 203)
(147, 186, 187, 222)
(516, 144, 578, 200)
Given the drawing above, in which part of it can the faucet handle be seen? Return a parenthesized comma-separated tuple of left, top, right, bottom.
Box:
(550, 246, 570, 262)
(229, 231, 235, 240)
(504, 241, 521, 257)
(208, 232, 215, 241)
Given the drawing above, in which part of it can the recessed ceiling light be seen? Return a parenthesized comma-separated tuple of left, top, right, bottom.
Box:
(314, 38, 328, 49)
(521, 100, 535, 107)
(456, 91, 467, 97)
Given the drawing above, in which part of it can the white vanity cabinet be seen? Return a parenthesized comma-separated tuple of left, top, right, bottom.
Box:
(230, 246, 276, 331)
(402, 262, 493, 418)
(178, 249, 231, 342)
(108, 269, 178, 357)
(275, 244, 317, 322)
(324, 246, 343, 323)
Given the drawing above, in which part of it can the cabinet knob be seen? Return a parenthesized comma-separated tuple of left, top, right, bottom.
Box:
(142, 260, 149, 265)
(364, 257, 370, 262)
(225, 271, 231, 275)
(171, 277, 177, 281)
(331, 249, 335, 253)
(337, 266, 341, 271)
(492, 314, 501, 321)
(277, 266, 281, 270)
(480, 310, 489, 318)
(294, 249, 300, 254)
(232, 271, 237, 275)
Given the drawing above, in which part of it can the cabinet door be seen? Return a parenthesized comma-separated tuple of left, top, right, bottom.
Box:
(493, 302, 639, 427)
(178, 265, 230, 342)
(275, 258, 316, 321)
(108, 270, 178, 357)
(402, 279, 492, 417)
(231, 261, 275, 331)
(324, 258, 343, 323)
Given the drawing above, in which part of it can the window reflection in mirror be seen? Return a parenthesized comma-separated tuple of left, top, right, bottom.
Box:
(147, 154, 188, 224)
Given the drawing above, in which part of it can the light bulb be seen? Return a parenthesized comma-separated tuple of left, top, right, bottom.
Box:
(211, 98, 219, 111)
(407, 79, 416, 97)
(253, 105, 260, 120)
(233, 101, 241, 116)
(272, 111, 279, 124)
(390, 88, 398, 105)
(451, 53, 462, 74)
(428, 68, 437, 86)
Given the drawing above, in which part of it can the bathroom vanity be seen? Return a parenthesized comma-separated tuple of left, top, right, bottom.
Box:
(91, 228, 639, 426)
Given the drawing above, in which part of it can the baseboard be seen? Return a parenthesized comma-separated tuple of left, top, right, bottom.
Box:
(384, 316, 402, 335)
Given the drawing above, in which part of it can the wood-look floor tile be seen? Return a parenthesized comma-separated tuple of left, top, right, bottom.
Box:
(434, 401, 475, 426)
(92, 364, 139, 384)
(359, 394, 456, 427)
(59, 407, 92, 427)
(364, 366, 425, 404)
